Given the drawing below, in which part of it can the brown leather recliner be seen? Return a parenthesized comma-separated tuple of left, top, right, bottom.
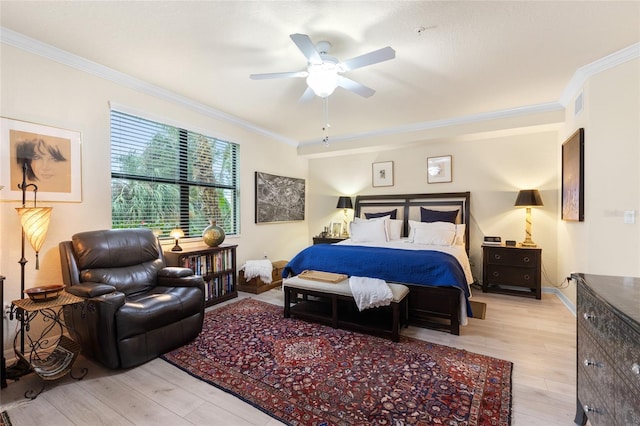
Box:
(59, 228, 205, 369)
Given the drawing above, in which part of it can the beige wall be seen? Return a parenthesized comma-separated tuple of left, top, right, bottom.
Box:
(1, 42, 638, 356)
(0, 45, 309, 309)
(558, 58, 640, 304)
(306, 130, 560, 285)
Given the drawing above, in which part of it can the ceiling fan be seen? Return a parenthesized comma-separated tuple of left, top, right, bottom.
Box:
(250, 33, 396, 100)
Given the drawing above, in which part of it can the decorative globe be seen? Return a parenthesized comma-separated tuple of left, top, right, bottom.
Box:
(202, 220, 225, 247)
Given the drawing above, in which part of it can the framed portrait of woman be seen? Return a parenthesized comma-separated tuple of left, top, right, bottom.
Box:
(1, 117, 82, 202)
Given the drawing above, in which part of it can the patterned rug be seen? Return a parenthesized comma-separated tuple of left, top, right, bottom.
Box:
(162, 298, 512, 425)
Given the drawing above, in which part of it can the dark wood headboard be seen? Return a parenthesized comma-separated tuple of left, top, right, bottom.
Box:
(354, 192, 471, 255)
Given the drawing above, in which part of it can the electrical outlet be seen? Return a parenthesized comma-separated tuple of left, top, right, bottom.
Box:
(3, 303, 11, 319)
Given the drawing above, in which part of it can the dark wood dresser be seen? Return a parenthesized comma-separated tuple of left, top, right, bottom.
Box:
(573, 273, 640, 426)
(482, 244, 541, 299)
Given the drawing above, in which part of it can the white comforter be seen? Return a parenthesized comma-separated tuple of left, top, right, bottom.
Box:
(336, 238, 474, 325)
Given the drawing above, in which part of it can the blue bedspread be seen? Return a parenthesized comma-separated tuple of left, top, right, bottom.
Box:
(283, 244, 471, 315)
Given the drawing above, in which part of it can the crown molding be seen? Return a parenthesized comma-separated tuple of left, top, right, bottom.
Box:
(0, 27, 298, 147)
(559, 42, 640, 106)
(3, 27, 637, 149)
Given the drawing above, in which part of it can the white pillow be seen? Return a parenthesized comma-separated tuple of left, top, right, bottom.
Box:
(408, 220, 457, 246)
(350, 218, 388, 243)
(453, 223, 466, 246)
(354, 215, 391, 241)
(409, 220, 466, 245)
(412, 226, 456, 246)
(387, 219, 403, 240)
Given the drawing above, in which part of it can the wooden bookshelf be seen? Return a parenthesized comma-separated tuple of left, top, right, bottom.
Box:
(165, 244, 238, 307)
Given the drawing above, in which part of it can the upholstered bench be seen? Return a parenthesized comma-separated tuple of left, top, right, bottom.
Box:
(283, 276, 409, 342)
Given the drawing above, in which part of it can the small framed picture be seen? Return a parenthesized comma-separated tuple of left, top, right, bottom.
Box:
(427, 155, 452, 184)
(372, 161, 394, 187)
(330, 222, 342, 237)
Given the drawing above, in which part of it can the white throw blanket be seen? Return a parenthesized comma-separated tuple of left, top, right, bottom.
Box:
(241, 259, 273, 283)
(349, 276, 393, 311)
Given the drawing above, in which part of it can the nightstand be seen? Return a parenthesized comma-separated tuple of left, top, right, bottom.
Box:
(312, 236, 347, 245)
(482, 244, 542, 299)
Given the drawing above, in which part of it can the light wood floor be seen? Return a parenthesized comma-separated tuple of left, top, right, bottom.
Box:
(1, 288, 579, 425)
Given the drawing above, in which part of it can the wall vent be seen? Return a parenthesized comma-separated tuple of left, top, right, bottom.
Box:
(574, 91, 584, 116)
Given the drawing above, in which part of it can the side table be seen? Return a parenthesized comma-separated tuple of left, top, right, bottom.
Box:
(312, 236, 347, 245)
(9, 291, 87, 399)
(482, 244, 542, 299)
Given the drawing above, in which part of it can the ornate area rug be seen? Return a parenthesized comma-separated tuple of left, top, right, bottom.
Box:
(162, 298, 512, 425)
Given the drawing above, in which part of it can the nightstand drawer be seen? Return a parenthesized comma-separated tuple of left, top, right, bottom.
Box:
(485, 265, 537, 287)
(485, 247, 539, 267)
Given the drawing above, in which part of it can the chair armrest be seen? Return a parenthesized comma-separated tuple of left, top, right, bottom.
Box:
(158, 267, 205, 288)
(66, 282, 117, 298)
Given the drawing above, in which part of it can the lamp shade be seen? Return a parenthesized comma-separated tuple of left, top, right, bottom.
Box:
(514, 189, 543, 207)
(170, 228, 185, 239)
(16, 207, 52, 254)
(336, 196, 353, 209)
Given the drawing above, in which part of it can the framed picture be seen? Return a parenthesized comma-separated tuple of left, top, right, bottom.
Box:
(427, 155, 452, 184)
(562, 128, 585, 221)
(1, 117, 82, 202)
(372, 161, 394, 187)
(255, 171, 305, 223)
(330, 222, 342, 237)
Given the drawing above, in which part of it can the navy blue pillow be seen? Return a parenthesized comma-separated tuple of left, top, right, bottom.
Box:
(420, 207, 458, 223)
(365, 209, 397, 220)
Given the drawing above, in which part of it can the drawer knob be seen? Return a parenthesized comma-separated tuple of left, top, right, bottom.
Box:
(583, 405, 600, 414)
(494, 254, 501, 260)
(523, 274, 530, 280)
(523, 256, 530, 262)
(583, 359, 602, 368)
(492, 272, 500, 277)
(583, 312, 596, 321)
(632, 363, 640, 375)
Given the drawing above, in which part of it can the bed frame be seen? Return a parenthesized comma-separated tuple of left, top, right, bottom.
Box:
(354, 192, 471, 335)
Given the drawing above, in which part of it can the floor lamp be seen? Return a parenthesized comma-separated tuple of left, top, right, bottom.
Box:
(6, 163, 53, 380)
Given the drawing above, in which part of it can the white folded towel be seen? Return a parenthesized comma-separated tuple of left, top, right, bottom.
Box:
(349, 276, 393, 311)
(241, 259, 273, 283)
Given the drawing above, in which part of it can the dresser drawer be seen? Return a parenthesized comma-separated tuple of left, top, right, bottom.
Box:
(577, 326, 615, 400)
(484, 247, 538, 267)
(577, 283, 617, 351)
(616, 376, 640, 426)
(578, 372, 614, 426)
(484, 265, 537, 287)
(614, 316, 640, 387)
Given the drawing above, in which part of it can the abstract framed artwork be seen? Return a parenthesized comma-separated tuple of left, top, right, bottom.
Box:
(255, 171, 305, 223)
(372, 161, 394, 187)
(562, 128, 585, 221)
(427, 155, 452, 184)
(1, 117, 82, 202)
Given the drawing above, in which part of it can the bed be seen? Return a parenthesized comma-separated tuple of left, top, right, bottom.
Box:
(283, 192, 473, 335)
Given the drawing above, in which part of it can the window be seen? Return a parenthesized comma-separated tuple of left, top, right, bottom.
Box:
(110, 110, 239, 238)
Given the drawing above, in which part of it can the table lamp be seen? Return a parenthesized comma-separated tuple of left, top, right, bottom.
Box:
(336, 196, 353, 237)
(514, 189, 543, 247)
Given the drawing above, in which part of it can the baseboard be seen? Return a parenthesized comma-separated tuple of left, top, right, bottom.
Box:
(542, 287, 576, 316)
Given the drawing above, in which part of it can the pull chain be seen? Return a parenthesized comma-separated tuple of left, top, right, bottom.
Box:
(322, 97, 330, 146)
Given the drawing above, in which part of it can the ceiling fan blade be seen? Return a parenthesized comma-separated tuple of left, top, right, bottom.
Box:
(337, 76, 376, 98)
(250, 71, 308, 80)
(298, 86, 315, 103)
(290, 33, 323, 65)
(339, 46, 396, 71)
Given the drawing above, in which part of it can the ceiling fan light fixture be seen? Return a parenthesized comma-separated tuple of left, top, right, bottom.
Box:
(306, 64, 339, 98)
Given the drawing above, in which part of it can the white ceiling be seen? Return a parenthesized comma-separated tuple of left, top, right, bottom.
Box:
(1, 1, 639, 149)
